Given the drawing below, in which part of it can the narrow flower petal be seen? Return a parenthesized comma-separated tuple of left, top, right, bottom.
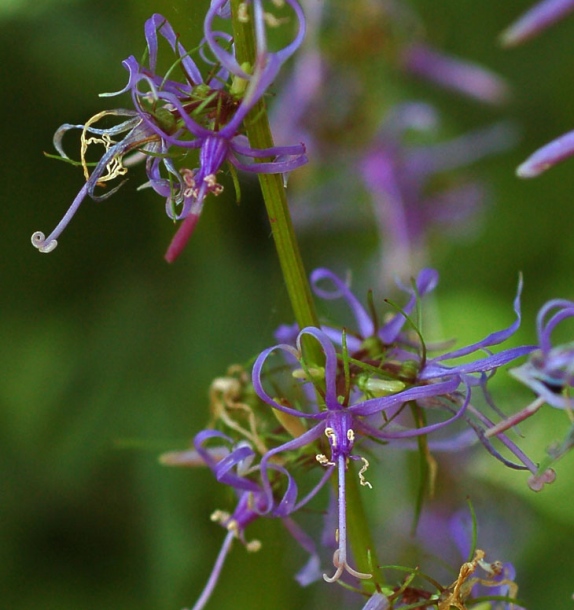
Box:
(189, 530, 235, 610)
(402, 43, 510, 105)
(501, 0, 574, 46)
(165, 213, 202, 263)
(517, 129, 574, 177)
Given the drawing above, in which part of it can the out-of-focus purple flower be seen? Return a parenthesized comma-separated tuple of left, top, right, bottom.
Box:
(399, 507, 524, 609)
(361, 103, 517, 283)
(32, 9, 307, 260)
(501, 0, 574, 47)
(401, 43, 510, 105)
(516, 128, 574, 177)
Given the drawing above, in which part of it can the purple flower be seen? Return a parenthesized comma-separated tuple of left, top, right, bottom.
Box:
(473, 298, 574, 489)
(309, 265, 440, 350)
(165, 430, 322, 610)
(301, 267, 552, 484)
(401, 43, 510, 105)
(510, 299, 574, 409)
(32, 10, 307, 260)
(501, 0, 574, 47)
(205, 0, 306, 81)
(253, 326, 474, 583)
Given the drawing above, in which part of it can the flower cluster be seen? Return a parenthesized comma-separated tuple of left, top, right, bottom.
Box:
(164, 267, 545, 608)
(33, 1, 574, 609)
(32, 3, 307, 260)
(360, 103, 515, 283)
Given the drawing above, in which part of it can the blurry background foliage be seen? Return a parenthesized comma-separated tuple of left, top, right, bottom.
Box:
(2, 0, 574, 608)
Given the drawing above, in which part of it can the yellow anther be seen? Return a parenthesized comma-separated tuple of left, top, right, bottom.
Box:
(316, 454, 335, 467)
(325, 427, 337, 447)
(80, 111, 130, 183)
(246, 540, 262, 553)
(358, 457, 372, 489)
(238, 2, 249, 21)
(210, 509, 230, 524)
(263, 12, 288, 27)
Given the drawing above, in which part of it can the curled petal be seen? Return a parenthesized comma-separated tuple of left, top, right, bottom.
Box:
(536, 299, 574, 351)
(311, 268, 375, 340)
(194, 430, 260, 492)
(427, 275, 525, 364)
(381, 268, 440, 343)
(357, 381, 472, 440)
(144, 13, 204, 84)
(31, 182, 90, 253)
(205, 0, 306, 80)
(229, 140, 308, 174)
(31, 232, 58, 253)
(421, 345, 536, 380)
(295, 327, 341, 409)
(258, 424, 328, 514)
(252, 340, 324, 419)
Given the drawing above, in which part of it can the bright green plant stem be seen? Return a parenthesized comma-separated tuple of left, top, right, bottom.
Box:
(229, 0, 383, 589)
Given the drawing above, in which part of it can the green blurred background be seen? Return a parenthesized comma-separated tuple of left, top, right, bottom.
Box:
(2, 0, 574, 608)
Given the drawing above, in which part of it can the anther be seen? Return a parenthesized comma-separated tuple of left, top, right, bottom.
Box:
(238, 2, 249, 21)
(316, 454, 335, 467)
(325, 427, 337, 447)
(358, 457, 372, 489)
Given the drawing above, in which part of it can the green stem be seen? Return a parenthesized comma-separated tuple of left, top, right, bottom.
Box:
(346, 462, 385, 586)
(229, 0, 383, 589)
